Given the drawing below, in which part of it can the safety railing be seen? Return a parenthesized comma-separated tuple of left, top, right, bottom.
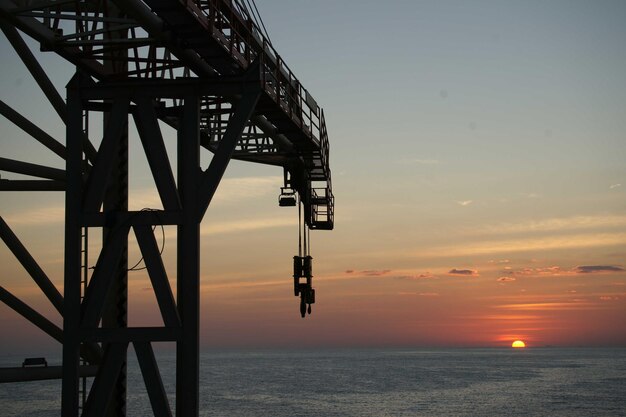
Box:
(319, 110, 330, 177)
(186, 0, 322, 143)
(181, 0, 332, 229)
(310, 186, 334, 229)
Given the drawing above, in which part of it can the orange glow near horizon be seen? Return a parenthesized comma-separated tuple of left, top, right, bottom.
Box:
(512, 340, 526, 348)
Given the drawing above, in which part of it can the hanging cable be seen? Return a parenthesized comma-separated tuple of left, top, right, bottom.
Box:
(298, 194, 302, 258)
(128, 208, 166, 272)
(307, 223, 311, 257)
(235, 0, 273, 45)
(233, 0, 249, 18)
(303, 207, 308, 258)
(249, 0, 273, 45)
(293, 192, 315, 317)
(238, 0, 252, 21)
(239, 0, 259, 32)
(241, 0, 253, 18)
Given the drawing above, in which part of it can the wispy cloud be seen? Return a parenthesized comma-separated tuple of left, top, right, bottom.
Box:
(507, 266, 563, 277)
(129, 177, 281, 209)
(415, 233, 626, 259)
(496, 302, 596, 311)
(394, 272, 437, 280)
(200, 217, 295, 236)
(3, 176, 283, 227)
(201, 278, 284, 291)
(479, 314, 541, 321)
(489, 259, 511, 264)
(3, 206, 65, 226)
(212, 176, 282, 204)
(347, 269, 445, 280)
(457, 200, 473, 206)
(574, 265, 624, 274)
(397, 291, 440, 297)
(361, 269, 392, 277)
(497, 277, 516, 282)
(609, 184, 621, 189)
(472, 215, 626, 236)
(343, 269, 393, 277)
(449, 268, 478, 276)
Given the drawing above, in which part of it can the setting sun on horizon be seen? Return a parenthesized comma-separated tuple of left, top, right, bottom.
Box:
(1, 1, 626, 416)
(512, 340, 527, 348)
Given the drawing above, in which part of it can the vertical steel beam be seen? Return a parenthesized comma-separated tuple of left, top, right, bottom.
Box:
(82, 99, 130, 212)
(176, 94, 201, 417)
(62, 73, 85, 417)
(81, 225, 130, 328)
(102, 10, 129, 413)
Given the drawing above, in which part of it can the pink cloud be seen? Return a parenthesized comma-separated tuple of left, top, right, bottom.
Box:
(361, 269, 392, 276)
(507, 266, 562, 277)
(497, 277, 516, 282)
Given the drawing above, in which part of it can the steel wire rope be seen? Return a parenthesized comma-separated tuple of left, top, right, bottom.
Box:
(298, 194, 302, 257)
(127, 208, 166, 272)
(246, 0, 272, 45)
(307, 221, 311, 257)
(249, 0, 272, 45)
(85, 208, 165, 271)
(235, 0, 256, 29)
(303, 207, 308, 257)
(233, 0, 250, 23)
(236, 0, 273, 45)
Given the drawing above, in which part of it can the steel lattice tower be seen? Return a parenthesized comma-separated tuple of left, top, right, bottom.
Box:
(0, 1, 334, 416)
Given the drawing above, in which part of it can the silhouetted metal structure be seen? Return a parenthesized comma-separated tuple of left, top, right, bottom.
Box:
(0, 1, 333, 416)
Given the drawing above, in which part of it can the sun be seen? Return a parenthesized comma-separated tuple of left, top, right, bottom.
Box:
(512, 340, 526, 348)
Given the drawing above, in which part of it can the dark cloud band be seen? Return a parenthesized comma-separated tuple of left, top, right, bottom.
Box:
(575, 265, 624, 274)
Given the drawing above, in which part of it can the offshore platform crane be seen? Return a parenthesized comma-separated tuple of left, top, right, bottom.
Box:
(0, 1, 334, 416)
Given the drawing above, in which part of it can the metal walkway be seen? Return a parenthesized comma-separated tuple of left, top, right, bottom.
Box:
(1, 0, 333, 228)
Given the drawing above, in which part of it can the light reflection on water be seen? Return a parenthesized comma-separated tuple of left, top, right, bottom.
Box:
(1, 348, 625, 416)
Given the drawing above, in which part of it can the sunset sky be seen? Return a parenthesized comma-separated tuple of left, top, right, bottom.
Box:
(1, 0, 625, 356)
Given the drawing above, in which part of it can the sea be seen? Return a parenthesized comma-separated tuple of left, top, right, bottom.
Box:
(1, 347, 625, 416)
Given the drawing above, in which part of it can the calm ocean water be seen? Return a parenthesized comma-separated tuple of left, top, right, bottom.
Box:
(1, 347, 625, 416)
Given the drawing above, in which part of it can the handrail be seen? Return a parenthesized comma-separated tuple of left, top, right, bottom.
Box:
(171, 0, 333, 229)
(184, 0, 322, 143)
